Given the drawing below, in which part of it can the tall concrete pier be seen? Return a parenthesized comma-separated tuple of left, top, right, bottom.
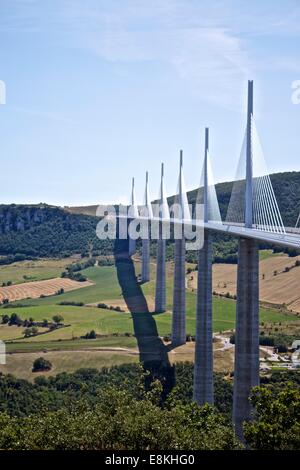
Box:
(193, 128, 214, 405)
(155, 163, 169, 313)
(233, 80, 260, 440)
(128, 177, 138, 257)
(141, 171, 152, 283)
(172, 151, 187, 346)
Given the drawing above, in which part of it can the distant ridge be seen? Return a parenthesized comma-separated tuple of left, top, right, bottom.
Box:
(66, 171, 300, 227)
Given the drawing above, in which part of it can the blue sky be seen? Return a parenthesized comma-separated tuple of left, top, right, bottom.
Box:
(0, 0, 299, 206)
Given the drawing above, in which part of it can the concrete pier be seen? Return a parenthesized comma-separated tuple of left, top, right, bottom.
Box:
(193, 231, 213, 405)
(233, 237, 259, 439)
(141, 235, 150, 282)
(193, 128, 214, 405)
(155, 163, 168, 313)
(233, 80, 260, 440)
(172, 152, 186, 346)
(155, 222, 166, 312)
(172, 228, 186, 346)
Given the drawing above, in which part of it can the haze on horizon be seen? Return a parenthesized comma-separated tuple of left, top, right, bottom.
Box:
(0, 0, 299, 207)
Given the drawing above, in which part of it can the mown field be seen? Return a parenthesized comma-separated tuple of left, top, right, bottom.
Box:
(188, 251, 300, 312)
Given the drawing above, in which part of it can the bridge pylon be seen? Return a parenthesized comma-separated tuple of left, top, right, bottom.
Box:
(141, 171, 152, 283)
(233, 80, 260, 441)
(172, 151, 189, 346)
(128, 177, 138, 257)
(193, 127, 214, 406)
(155, 163, 169, 313)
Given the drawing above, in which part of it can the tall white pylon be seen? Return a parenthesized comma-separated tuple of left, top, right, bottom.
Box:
(172, 150, 188, 346)
(141, 171, 152, 282)
(233, 80, 260, 442)
(193, 127, 214, 406)
(128, 177, 138, 256)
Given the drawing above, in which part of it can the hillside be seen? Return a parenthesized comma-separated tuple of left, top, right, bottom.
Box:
(0, 204, 113, 259)
(0, 171, 299, 261)
(67, 171, 300, 227)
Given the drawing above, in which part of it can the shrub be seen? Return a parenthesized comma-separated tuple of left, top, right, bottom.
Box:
(24, 327, 38, 338)
(32, 357, 52, 372)
(9, 313, 22, 326)
(58, 301, 84, 307)
(1, 314, 10, 324)
(83, 330, 97, 339)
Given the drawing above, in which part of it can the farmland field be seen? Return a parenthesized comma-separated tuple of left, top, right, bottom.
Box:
(0, 277, 93, 303)
(189, 251, 300, 312)
(0, 257, 80, 285)
(0, 255, 299, 379)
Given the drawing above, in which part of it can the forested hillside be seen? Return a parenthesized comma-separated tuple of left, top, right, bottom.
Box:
(0, 364, 299, 450)
(0, 204, 113, 259)
(0, 171, 299, 261)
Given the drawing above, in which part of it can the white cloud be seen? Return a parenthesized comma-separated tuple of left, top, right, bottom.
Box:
(2, 0, 300, 109)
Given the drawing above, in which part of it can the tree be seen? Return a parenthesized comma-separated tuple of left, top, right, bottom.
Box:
(1, 314, 10, 324)
(244, 385, 300, 450)
(24, 327, 38, 338)
(9, 313, 22, 326)
(52, 315, 64, 325)
(32, 357, 52, 372)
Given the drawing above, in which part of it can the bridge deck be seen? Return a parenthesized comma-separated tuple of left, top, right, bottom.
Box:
(120, 215, 300, 249)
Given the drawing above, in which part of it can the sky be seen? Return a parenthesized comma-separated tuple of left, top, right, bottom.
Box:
(0, 0, 299, 206)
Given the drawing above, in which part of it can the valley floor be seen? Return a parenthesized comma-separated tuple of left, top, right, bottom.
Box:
(0, 252, 299, 380)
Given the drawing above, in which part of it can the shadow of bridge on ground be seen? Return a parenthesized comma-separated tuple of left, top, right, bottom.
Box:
(114, 240, 174, 385)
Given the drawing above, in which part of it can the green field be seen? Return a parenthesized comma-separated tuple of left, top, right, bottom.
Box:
(0, 261, 297, 342)
(259, 249, 280, 261)
(0, 257, 299, 379)
(0, 257, 78, 285)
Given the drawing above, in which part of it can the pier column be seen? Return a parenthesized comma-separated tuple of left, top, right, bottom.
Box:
(233, 81, 260, 441)
(141, 222, 150, 282)
(155, 221, 166, 312)
(172, 224, 186, 346)
(155, 163, 169, 313)
(141, 171, 152, 283)
(193, 230, 213, 405)
(233, 237, 259, 440)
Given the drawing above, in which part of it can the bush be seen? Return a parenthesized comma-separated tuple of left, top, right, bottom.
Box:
(1, 314, 10, 324)
(32, 357, 52, 372)
(24, 327, 38, 338)
(8, 313, 22, 326)
(55, 288, 64, 295)
(97, 303, 108, 309)
(83, 330, 97, 339)
(52, 315, 64, 325)
(71, 273, 87, 282)
(58, 301, 84, 307)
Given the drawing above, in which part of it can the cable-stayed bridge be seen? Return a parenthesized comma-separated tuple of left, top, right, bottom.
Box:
(118, 81, 299, 441)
